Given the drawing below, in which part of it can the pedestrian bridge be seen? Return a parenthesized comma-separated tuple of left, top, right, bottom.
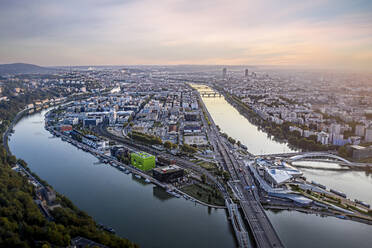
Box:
(288, 153, 352, 165)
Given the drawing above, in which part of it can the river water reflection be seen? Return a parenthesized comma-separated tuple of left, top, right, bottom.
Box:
(9, 110, 237, 248)
(200, 91, 294, 155)
(199, 91, 372, 248)
(9, 96, 372, 248)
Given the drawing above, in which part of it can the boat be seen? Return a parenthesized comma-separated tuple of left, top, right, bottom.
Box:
(336, 215, 346, 219)
(134, 174, 141, 179)
(354, 199, 370, 209)
(144, 178, 151, 183)
(106, 227, 116, 234)
(168, 191, 180, 198)
(98, 223, 116, 234)
(330, 189, 347, 198)
(101, 159, 109, 164)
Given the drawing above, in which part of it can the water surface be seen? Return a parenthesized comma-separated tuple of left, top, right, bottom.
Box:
(9, 110, 237, 248)
(198, 91, 372, 248)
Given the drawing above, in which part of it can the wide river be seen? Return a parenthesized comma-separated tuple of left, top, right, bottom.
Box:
(9, 111, 237, 248)
(201, 94, 372, 248)
(9, 93, 372, 248)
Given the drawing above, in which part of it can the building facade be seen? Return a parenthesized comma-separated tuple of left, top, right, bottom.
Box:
(131, 152, 156, 171)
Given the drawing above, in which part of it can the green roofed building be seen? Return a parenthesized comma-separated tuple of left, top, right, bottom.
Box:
(131, 151, 156, 171)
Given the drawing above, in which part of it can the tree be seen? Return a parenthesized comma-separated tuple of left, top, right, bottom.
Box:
(308, 135, 317, 142)
(227, 137, 236, 145)
(338, 146, 349, 158)
(7, 155, 17, 165)
(181, 144, 197, 154)
(222, 171, 230, 181)
(201, 174, 207, 184)
(17, 159, 27, 167)
(164, 141, 172, 149)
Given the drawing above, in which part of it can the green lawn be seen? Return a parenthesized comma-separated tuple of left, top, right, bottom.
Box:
(181, 183, 225, 206)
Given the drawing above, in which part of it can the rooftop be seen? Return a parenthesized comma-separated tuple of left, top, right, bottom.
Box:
(265, 167, 292, 185)
(349, 145, 367, 150)
(153, 165, 182, 174)
(133, 151, 154, 159)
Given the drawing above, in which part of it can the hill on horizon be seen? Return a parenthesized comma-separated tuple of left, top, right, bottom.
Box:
(0, 63, 58, 75)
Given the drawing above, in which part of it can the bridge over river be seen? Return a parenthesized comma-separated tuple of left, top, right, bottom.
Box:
(261, 151, 372, 168)
(198, 91, 222, 97)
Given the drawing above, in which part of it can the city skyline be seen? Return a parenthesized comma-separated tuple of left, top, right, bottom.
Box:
(1, 1, 372, 247)
(0, 0, 372, 72)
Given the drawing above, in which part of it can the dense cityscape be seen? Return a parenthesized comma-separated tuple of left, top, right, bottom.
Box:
(1, 0, 372, 247)
(0, 64, 371, 247)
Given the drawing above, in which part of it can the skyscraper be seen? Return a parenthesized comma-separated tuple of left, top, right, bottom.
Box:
(222, 68, 227, 78)
(245, 69, 249, 77)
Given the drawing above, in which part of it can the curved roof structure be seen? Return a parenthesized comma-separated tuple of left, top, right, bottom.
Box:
(289, 153, 351, 165)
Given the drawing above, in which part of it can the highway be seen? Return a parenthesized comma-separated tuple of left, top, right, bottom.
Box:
(95, 92, 282, 247)
(197, 93, 284, 248)
(97, 125, 252, 247)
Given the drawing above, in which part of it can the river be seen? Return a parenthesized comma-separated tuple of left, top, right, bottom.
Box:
(9, 110, 237, 248)
(200, 92, 372, 248)
(9, 95, 372, 248)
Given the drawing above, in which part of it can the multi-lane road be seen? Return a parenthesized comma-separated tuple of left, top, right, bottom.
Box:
(197, 93, 284, 248)
(97, 124, 253, 247)
(97, 92, 284, 248)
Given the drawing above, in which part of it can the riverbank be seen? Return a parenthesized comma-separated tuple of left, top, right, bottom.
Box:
(45, 113, 226, 210)
(9, 109, 237, 248)
(215, 86, 328, 152)
(192, 85, 372, 247)
(1, 105, 137, 247)
(2, 107, 29, 153)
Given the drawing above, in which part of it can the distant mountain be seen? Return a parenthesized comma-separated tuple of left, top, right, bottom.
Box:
(0, 63, 58, 75)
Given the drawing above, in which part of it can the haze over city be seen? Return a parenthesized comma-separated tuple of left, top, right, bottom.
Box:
(1, 1, 372, 248)
(0, 0, 372, 71)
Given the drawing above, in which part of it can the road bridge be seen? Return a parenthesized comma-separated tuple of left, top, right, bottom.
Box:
(199, 91, 222, 97)
(99, 113, 253, 247)
(226, 199, 250, 248)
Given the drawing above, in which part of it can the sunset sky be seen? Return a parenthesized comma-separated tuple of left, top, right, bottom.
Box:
(0, 0, 371, 71)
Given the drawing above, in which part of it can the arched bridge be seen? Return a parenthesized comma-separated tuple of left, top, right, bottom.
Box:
(288, 153, 352, 165)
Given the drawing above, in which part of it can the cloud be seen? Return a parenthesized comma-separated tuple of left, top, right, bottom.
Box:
(0, 0, 371, 71)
